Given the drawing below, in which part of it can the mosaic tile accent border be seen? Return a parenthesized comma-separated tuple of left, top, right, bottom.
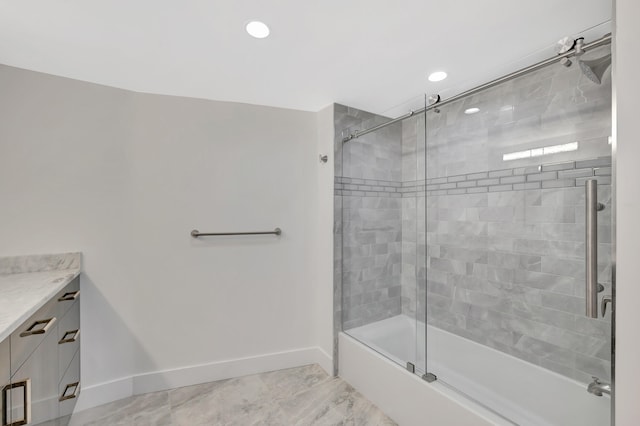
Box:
(334, 177, 403, 198)
(423, 156, 612, 196)
(335, 156, 612, 198)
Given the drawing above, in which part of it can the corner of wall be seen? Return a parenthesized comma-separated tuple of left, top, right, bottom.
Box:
(313, 104, 336, 366)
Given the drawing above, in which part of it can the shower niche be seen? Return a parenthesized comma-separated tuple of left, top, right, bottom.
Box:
(335, 40, 613, 426)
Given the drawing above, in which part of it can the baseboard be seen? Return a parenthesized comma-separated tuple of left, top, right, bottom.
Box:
(133, 346, 332, 394)
(74, 375, 133, 412)
(73, 346, 332, 412)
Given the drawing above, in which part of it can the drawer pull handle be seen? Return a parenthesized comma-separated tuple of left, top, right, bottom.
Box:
(2, 379, 30, 426)
(58, 291, 80, 302)
(59, 329, 80, 344)
(19, 317, 56, 338)
(59, 382, 80, 402)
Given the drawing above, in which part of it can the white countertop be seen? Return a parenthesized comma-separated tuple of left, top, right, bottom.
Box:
(0, 253, 81, 342)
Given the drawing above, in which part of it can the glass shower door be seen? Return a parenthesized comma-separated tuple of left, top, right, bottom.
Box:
(423, 44, 613, 426)
(338, 104, 420, 371)
(399, 100, 428, 375)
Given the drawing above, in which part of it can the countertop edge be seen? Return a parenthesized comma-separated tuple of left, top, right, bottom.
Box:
(0, 269, 81, 342)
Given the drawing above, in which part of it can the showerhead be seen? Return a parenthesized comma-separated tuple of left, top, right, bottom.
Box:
(578, 53, 612, 85)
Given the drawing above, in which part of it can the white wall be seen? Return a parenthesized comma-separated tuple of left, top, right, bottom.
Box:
(0, 65, 334, 409)
(313, 105, 335, 362)
(613, 0, 640, 424)
(128, 91, 320, 371)
(0, 66, 137, 395)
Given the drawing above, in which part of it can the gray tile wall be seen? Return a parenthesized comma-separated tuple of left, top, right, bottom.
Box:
(341, 194, 403, 330)
(424, 45, 612, 179)
(333, 104, 404, 362)
(415, 51, 613, 384)
(401, 156, 612, 197)
(400, 116, 426, 319)
(424, 183, 612, 384)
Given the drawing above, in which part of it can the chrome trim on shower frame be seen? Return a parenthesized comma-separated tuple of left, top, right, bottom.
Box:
(342, 33, 612, 143)
(610, 6, 618, 423)
(422, 372, 437, 383)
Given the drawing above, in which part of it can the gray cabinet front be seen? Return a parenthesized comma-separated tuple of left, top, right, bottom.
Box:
(1, 277, 80, 426)
(8, 327, 59, 425)
(57, 350, 79, 423)
(0, 338, 10, 425)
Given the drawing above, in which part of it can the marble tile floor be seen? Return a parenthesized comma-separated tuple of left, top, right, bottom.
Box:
(68, 364, 397, 426)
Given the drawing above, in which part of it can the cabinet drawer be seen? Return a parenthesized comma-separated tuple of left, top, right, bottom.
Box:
(56, 277, 80, 320)
(0, 337, 8, 387)
(10, 297, 58, 377)
(58, 300, 80, 383)
(58, 349, 80, 419)
(7, 326, 59, 425)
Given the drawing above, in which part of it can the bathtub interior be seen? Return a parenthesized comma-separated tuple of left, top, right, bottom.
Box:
(346, 317, 532, 423)
(345, 315, 611, 426)
(347, 315, 423, 370)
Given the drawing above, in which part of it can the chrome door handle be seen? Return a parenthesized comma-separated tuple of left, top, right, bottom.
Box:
(585, 179, 605, 318)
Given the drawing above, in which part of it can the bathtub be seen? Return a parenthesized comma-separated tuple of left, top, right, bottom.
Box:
(341, 315, 610, 426)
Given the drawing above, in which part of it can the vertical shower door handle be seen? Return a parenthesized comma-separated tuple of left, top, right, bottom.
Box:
(585, 179, 604, 318)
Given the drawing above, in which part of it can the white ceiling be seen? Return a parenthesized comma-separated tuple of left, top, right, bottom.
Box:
(0, 1, 611, 116)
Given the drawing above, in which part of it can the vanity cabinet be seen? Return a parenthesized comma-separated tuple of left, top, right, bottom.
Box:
(1, 277, 80, 426)
(0, 340, 9, 423)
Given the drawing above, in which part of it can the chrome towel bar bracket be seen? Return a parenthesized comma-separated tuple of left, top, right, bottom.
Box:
(191, 228, 282, 238)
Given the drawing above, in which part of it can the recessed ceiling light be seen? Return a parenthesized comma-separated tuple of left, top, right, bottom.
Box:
(464, 107, 480, 115)
(428, 71, 447, 82)
(246, 21, 270, 39)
